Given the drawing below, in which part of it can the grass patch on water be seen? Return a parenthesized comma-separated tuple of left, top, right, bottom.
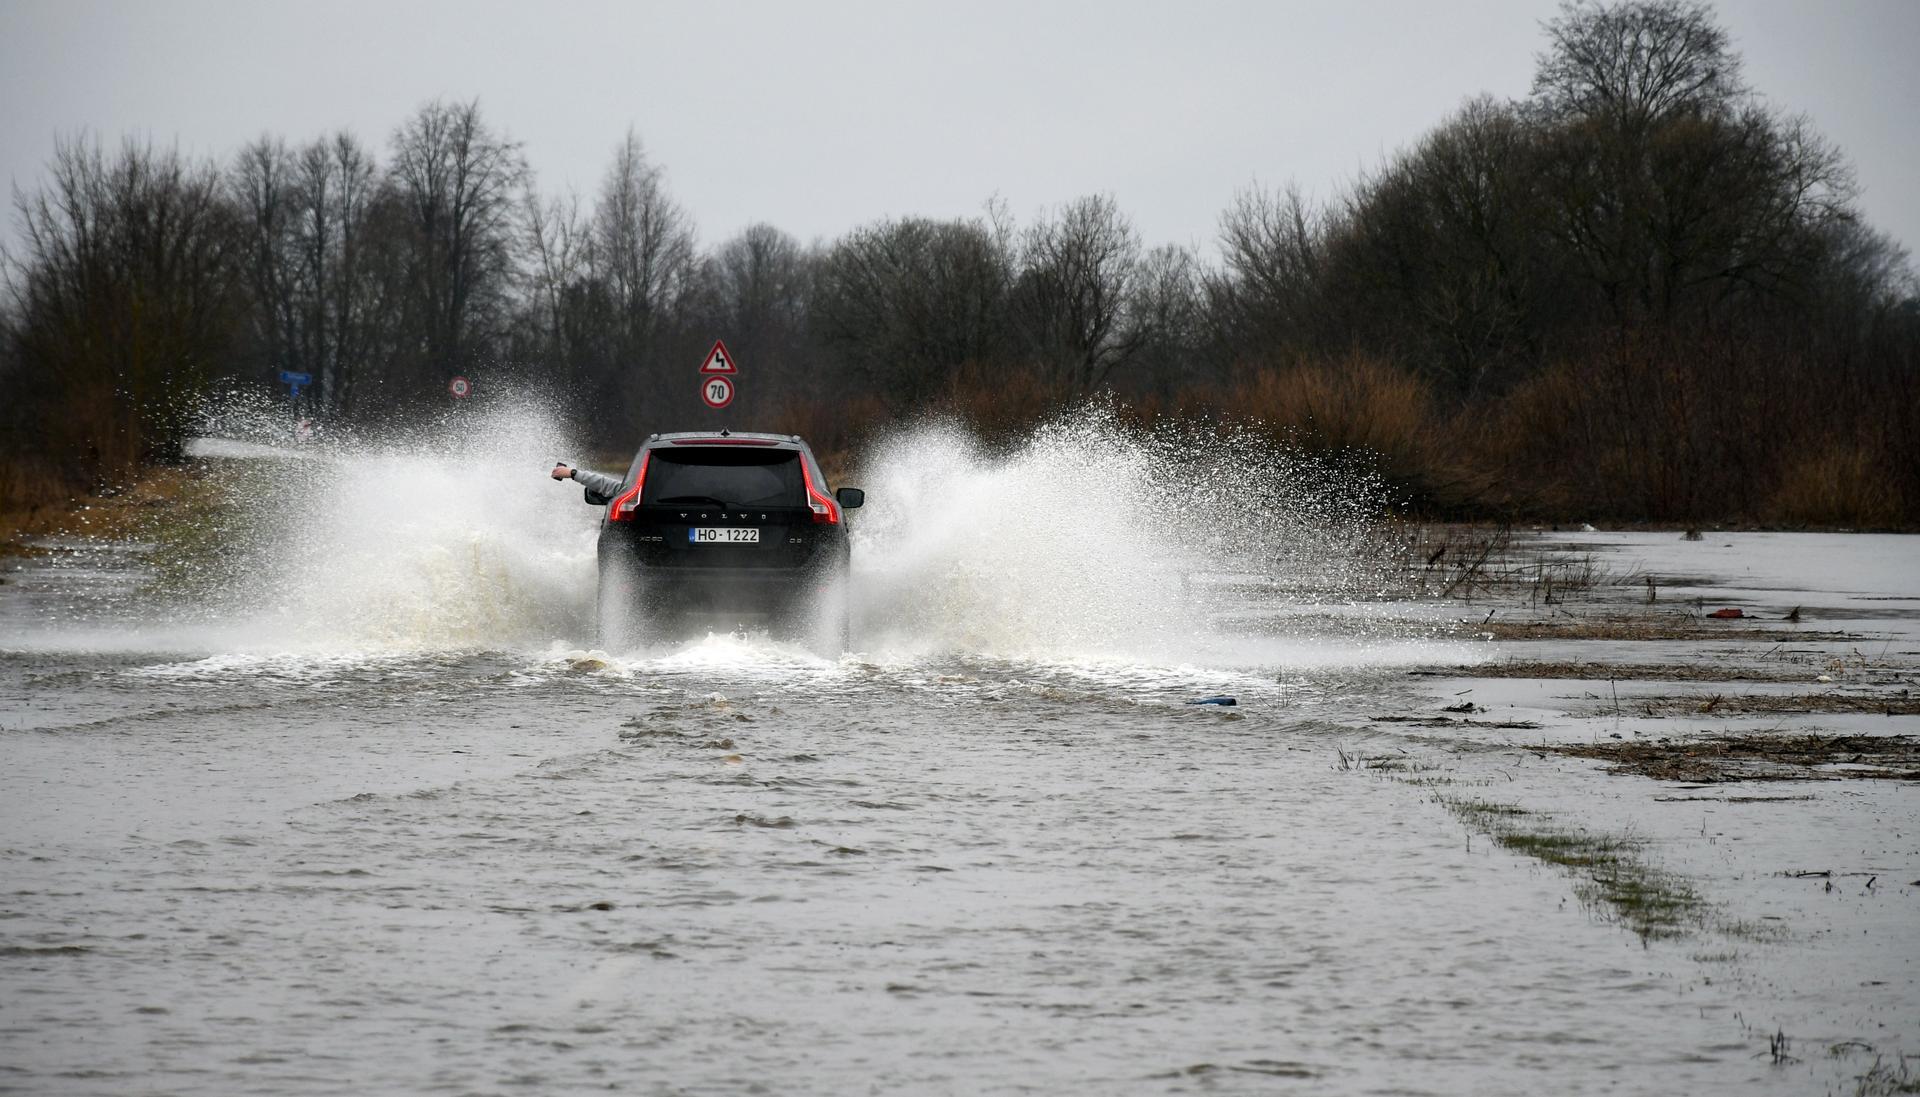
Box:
(1441, 796, 1705, 942)
(1853, 1056, 1920, 1096)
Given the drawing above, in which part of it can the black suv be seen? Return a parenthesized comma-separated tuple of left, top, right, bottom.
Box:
(579, 432, 864, 648)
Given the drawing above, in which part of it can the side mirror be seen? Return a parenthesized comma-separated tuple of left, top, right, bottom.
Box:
(835, 487, 865, 510)
(583, 489, 612, 507)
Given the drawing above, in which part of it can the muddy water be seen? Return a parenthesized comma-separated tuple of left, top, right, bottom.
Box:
(0, 636, 1735, 1096)
(3, 416, 1916, 1094)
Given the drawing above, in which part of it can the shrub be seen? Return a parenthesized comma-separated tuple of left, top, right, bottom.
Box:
(1766, 439, 1903, 528)
(1218, 354, 1467, 509)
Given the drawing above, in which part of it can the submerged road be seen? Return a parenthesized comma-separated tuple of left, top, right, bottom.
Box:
(3, 412, 1915, 1095)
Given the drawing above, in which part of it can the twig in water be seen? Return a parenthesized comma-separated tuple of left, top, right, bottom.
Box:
(1767, 1029, 1797, 1065)
(1438, 524, 1508, 600)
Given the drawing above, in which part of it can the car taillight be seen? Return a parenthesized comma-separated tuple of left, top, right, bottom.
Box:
(607, 453, 650, 522)
(800, 459, 840, 525)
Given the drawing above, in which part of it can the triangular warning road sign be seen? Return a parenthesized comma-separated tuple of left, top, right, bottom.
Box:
(698, 339, 738, 374)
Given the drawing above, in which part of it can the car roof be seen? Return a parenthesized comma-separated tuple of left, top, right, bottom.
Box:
(644, 431, 811, 451)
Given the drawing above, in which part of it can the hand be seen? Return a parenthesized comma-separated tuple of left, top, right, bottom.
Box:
(550, 463, 573, 480)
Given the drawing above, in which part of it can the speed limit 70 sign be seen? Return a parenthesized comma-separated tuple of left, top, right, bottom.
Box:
(700, 375, 735, 409)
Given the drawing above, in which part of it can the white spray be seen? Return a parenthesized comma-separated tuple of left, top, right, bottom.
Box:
(122, 400, 1405, 664)
(178, 398, 600, 651)
(848, 408, 1397, 662)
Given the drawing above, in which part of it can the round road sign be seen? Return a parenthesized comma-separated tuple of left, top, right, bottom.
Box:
(700, 375, 735, 409)
(448, 376, 471, 398)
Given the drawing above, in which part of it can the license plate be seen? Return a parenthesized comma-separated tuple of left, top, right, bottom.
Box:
(689, 527, 759, 544)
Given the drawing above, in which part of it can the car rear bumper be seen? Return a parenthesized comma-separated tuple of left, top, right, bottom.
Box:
(602, 563, 841, 618)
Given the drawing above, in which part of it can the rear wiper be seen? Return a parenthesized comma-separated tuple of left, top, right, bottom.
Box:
(653, 495, 733, 507)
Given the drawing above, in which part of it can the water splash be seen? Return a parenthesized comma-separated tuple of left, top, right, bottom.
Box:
(176, 397, 599, 651)
(44, 400, 1426, 667)
(848, 407, 1400, 661)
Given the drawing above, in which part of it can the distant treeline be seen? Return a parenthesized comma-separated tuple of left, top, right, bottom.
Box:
(3, 0, 1916, 526)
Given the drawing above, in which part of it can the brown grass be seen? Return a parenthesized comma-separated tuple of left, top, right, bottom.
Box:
(1435, 336, 1916, 528)
(941, 364, 1073, 442)
(1474, 615, 1849, 643)
(776, 394, 893, 482)
(0, 456, 84, 550)
(1767, 439, 1905, 529)
(1228, 354, 1432, 456)
(1626, 693, 1920, 717)
(1438, 661, 1829, 684)
(0, 462, 216, 553)
(0, 454, 80, 512)
(1217, 354, 1472, 506)
(1556, 734, 1920, 782)
(1141, 342, 1919, 528)
(12, 338, 1915, 532)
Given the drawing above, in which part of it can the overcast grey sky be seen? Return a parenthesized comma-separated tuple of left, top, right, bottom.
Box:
(3, 0, 1915, 260)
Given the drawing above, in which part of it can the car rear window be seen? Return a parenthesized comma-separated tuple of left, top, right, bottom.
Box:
(641, 448, 803, 508)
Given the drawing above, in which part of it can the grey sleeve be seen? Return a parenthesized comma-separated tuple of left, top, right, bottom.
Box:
(571, 468, 626, 500)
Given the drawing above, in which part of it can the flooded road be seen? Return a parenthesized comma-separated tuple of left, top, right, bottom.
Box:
(3, 415, 1916, 1094)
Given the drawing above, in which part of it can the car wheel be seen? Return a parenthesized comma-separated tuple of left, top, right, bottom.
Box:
(835, 592, 851, 653)
(810, 569, 851, 657)
(594, 559, 644, 651)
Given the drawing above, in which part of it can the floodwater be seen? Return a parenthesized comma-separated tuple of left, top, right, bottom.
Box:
(3, 410, 1916, 1095)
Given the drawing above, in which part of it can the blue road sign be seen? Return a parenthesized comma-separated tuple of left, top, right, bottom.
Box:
(279, 370, 312, 399)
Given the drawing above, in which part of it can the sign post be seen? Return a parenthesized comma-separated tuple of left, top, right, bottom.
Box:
(698, 339, 738, 411)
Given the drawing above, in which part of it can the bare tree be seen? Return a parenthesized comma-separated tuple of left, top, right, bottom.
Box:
(1206, 183, 1328, 364)
(1645, 107, 1852, 309)
(587, 128, 694, 425)
(523, 189, 587, 349)
(671, 224, 814, 413)
(320, 132, 396, 414)
(5, 136, 239, 481)
(1126, 243, 1203, 394)
(1530, 2, 1853, 324)
(293, 131, 395, 414)
(711, 225, 805, 329)
(813, 216, 1011, 405)
(230, 131, 400, 415)
(1014, 194, 1144, 391)
(389, 99, 527, 388)
(519, 186, 612, 412)
(232, 136, 302, 388)
(1333, 97, 1551, 393)
(595, 133, 693, 355)
(1532, 0, 1745, 129)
